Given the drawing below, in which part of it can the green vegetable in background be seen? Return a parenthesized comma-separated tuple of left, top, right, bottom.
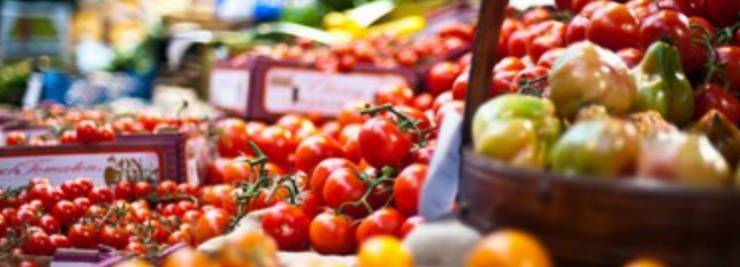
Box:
(472, 94, 561, 169)
(633, 41, 694, 126)
(282, 0, 330, 27)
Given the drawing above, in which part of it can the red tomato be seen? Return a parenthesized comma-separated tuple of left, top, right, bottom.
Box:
(498, 19, 524, 57)
(321, 121, 343, 140)
(555, 0, 572, 10)
(217, 119, 252, 158)
(299, 191, 323, 218)
(375, 85, 415, 106)
(358, 117, 413, 168)
(113, 180, 133, 200)
(88, 186, 113, 204)
(60, 130, 77, 144)
(507, 29, 532, 58)
(28, 184, 63, 209)
(60, 180, 83, 200)
(322, 168, 368, 218)
(23, 231, 55, 256)
(5, 131, 26, 146)
(132, 181, 152, 199)
(617, 47, 645, 68)
(694, 83, 740, 123)
(510, 67, 550, 97)
(99, 225, 130, 249)
(528, 22, 565, 63)
(49, 234, 70, 249)
(193, 208, 231, 244)
(221, 160, 255, 185)
(716, 46, 740, 92)
(537, 48, 565, 69)
(492, 71, 518, 96)
(72, 197, 91, 214)
(684, 16, 714, 73)
(400, 216, 424, 238)
(309, 158, 358, 193)
(295, 135, 345, 174)
(521, 7, 552, 26)
(75, 120, 102, 143)
(309, 211, 356, 255)
(432, 91, 454, 113)
(75, 177, 93, 196)
(178, 183, 198, 196)
(124, 241, 147, 255)
(277, 114, 318, 141)
(37, 215, 60, 234)
(565, 15, 591, 45)
(253, 126, 298, 165)
(156, 180, 178, 197)
(396, 49, 419, 67)
(261, 203, 310, 251)
(167, 230, 193, 245)
(393, 164, 428, 216)
(451, 72, 469, 101)
(339, 124, 363, 163)
(98, 124, 115, 142)
(639, 11, 692, 69)
(427, 62, 462, 95)
(413, 93, 434, 111)
(494, 57, 526, 73)
(338, 101, 370, 126)
(68, 223, 98, 248)
(587, 3, 640, 50)
(706, 0, 739, 27)
(355, 208, 406, 243)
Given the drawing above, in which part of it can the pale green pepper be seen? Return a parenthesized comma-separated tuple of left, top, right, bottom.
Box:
(633, 41, 694, 126)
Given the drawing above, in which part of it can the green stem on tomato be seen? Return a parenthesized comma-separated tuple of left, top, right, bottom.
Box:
(360, 104, 429, 148)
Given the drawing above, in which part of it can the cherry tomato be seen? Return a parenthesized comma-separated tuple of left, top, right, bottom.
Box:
(375, 85, 415, 106)
(494, 57, 527, 73)
(277, 114, 318, 142)
(537, 48, 565, 69)
(132, 181, 151, 199)
(88, 186, 113, 204)
(322, 168, 368, 218)
(124, 241, 147, 255)
(493, 71, 518, 96)
(617, 47, 645, 68)
(156, 180, 178, 197)
(705, 0, 739, 27)
(299, 191, 323, 218)
(339, 124, 363, 163)
(12, 208, 39, 227)
(75, 177, 93, 196)
(356, 208, 406, 244)
(309, 211, 356, 255)
(528, 23, 566, 63)
(23, 231, 55, 256)
(72, 197, 91, 214)
(309, 158, 358, 193)
(5, 131, 26, 146)
(168, 230, 193, 245)
(49, 234, 70, 249)
(98, 124, 115, 141)
(99, 225, 130, 249)
(587, 3, 640, 50)
(716, 46, 740, 92)
(253, 126, 298, 165)
(178, 183, 198, 196)
(498, 19, 524, 57)
(639, 11, 693, 69)
(358, 117, 413, 168)
(684, 16, 714, 74)
(217, 119, 252, 158)
(37, 215, 60, 234)
(113, 180, 133, 200)
(60, 130, 77, 144)
(68, 223, 98, 248)
(295, 135, 345, 174)
(60, 180, 84, 200)
(427, 62, 462, 95)
(193, 208, 231, 244)
(400, 216, 424, 238)
(511, 67, 550, 97)
(75, 120, 102, 143)
(694, 83, 740, 123)
(261, 203, 310, 251)
(338, 101, 370, 126)
(394, 164, 428, 216)
(358, 236, 413, 267)
(565, 15, 590, 45)
(521, 7, 552, 26)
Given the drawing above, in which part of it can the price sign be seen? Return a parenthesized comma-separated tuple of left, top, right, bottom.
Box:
(209, 69, 250, 115)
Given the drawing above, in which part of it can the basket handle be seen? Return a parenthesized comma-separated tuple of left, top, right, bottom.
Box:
(461, 0, 510, 147)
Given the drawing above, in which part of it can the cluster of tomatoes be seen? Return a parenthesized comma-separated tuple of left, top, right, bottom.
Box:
(245, 22, 475, 72)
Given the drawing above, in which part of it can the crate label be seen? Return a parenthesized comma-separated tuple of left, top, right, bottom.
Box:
(209, 69, 250, 114)
(0, 151, 160, 187)
(263, 67, 407, 116)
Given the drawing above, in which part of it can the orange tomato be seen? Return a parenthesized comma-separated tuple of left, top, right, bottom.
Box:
(163, 247, 217, 267)
(220, 229, 280, 267)
(357, 236, 413, 267)
(466, 229, 552, 267)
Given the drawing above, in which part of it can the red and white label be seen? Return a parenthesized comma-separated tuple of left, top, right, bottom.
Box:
(209, 69, 250, 114)
(263, 67, 407, 116)
(0, 151, 160, 187)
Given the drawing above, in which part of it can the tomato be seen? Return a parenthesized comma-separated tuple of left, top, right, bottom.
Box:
(75, 177, 93, 196)
(322, 168, 369, 218)
(716, 46, 740, 92)
(220, 229, 279, 267)
(617, 47, 645, 68)
(494, 57, 526, 73)
(217, 119, 252, 158)
(396, 49, 419, 67)
(375, 85, 414, 106)
(309, 158, 358, 193)
(221, 160, 254, 185)
(639, 11, 693, 70)
(150, 219, 174, 244)
(88, 186, 113, 204)
(163, 247, 216, 267)
(510, 67, 550, 96)
(694, 83, 740, 123)
(555, 0, 572, 10)
(245, 189, 284, 212)
(75, 120, 102, 143)
(132, 181, 152, 199)
(12, 208, 38, 227)
(507, 30, 532, 58)
(98, 124, 115, 141)
(60, 180, 83, 200)
(498, 19, 524, 57)
(466, 229, 552, 267)
(124, 241, 147, 255)
(113, 117, 144, 133)
(684, 16, 714, 74)
(5, 131, 26, 146)
(156, 180, 178, 197)
(178, 183, 198, 196)
(59, 130, 77, 144)
(19, 261, 39, 267)
(432, 91, 454, 112)
(299, 191, 323, 218)
(113, 180, 133, 200)
(294, 135, 345, 174)
(339, 124, 363, 163)
(99, 225, 130, 249)
(72, 197, 91, 215)
(338, 101, 370, 126)
(528, 23, 565, 63)
(68, 223, 98, 248)
(309, 211, 356, 255)
(28, 184, 62, 209)
(23, 230, 55, 256)
(37, 215, 60, 234)
(253, 126, 297, 165)
(451, 72, 469, 101)
(587, 3, 640, 50)
(393, 164, 428, 216)
(193, 208, 231, 244)
(356, 208, 406, 244)
(492, 71, 518, 96)
(400, 216, 424, 238)
(320, 121, 342, 140)
(521, 7, 552, 26)
(427, 62, 462, 95)
(261, 203, 310, 251)
(413, 93, 434, 111)
(705, 0, 739, 27)
(358, 117, 413, 168)
(277, 114, 318, 141)
(49, 234, 70, 249)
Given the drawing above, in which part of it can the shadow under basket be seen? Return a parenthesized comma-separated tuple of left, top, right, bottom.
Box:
(460, 149, 740, 267)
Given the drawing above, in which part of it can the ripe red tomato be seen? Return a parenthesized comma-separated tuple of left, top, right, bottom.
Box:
(494, 57, 527, 73)
(132, 182, 152, 199)
(565, 15, 591, 45)
(716, 46, 740, 92)
(88, 186, 113, 204)
(587, 3, 640, 50)
(511, 67, 550, 96)
(451, 72, 469, 101)
(156, 180, 178, 197)
(309, 211, 356, 255)
(339, 124, 363, 163)
(75, 177, 93, 196)
(639, 10, 693, 68)
(253, 126, 298, 165)
(221, 160, 255, 185)
(338, 101, 370, 126)
(124, 241, 147, 255)
(375, 85, 415, 106)
(75, 120, 103, 143)
(355, 208, 406, 243)
(99, 225, 130, 249)
(521, 7, 552, 26)
(277, 114, 318, 142)
(72, 197, 91, 214)
(37, 215, 60, 234)
(528, 23, 566, 63)
(167, 230, 192, 245)
(193, 208, 231, 244)
(60, 130, 77, 144)
(498, 19, 524, 57)
(507, 29, 532, 58)
(322, 168, 368, 218)
(5, 131, 26, 146)
(400, 216, 424, 238)
(261, 203, 310, 251)
(394, 164, 428, 216)
(60, 180, 84, 200)
(617, 47, 645, 68)
(555, 0, 572, 10)
(178, 183, 198, 196)
(68, 223, 98, 248)
(295, 135, 345, 174)
(358, 117, 413, 168)
(492, 71, 518, 96)
(309, 158, 358, 193)
(694, 83, 740, 123)
(683, 16, 714, 73)
(427, 62, 462, 95)
(217, 119, 252, 158)
(23, 231, 55, 256)
(51, 200, 79, 226)
(12, 208, 38, 227)
(49, 234, 70, 249)
(321, 121, 343, 140)
(705, 0, 739, 27)
(113, 180, 133, 200)
(28, 184, 63, 209)
(98, 124, 115, 142)
(536, 48, 565, 69)
(299, 191, 323, 218)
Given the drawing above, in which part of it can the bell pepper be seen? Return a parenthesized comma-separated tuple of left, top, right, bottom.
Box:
(549, 41, 637, 119)
(689, 110, 740, 169)
(627, 111, 678, 138)
(637, 132, 731, 187)
(549, 117, 640, 178)
(632, 41, 694, 126)
(472, 94, 561, 169)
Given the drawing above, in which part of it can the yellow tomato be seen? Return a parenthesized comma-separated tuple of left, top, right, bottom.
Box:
(163, 247, 217, 267)
(624, 258, 668, 267)
(358, 236, 413, 267)
(220, 229, 280, 267)
(466, 229, 552, 267)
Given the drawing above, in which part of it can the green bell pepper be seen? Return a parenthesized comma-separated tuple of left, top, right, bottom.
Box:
(472, 94, 561, 169)
(633, 41, 694, 126)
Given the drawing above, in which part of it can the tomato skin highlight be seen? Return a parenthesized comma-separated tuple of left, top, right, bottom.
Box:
(309, 211, 356, 255)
